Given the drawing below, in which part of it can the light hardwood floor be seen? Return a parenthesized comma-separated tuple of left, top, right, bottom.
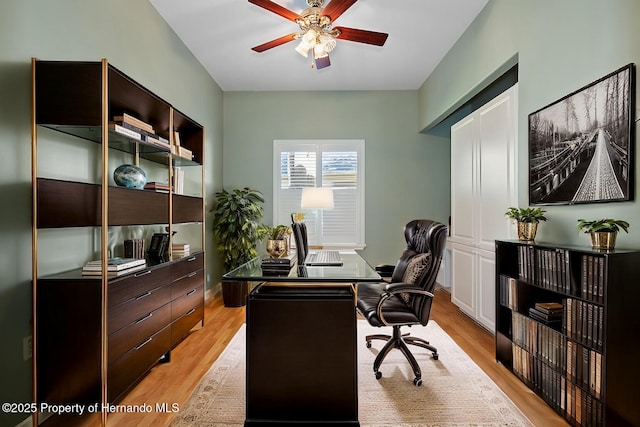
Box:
(51, 286, 568, 426)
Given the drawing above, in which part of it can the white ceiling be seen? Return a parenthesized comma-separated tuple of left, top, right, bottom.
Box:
(149, 0, 488, 92)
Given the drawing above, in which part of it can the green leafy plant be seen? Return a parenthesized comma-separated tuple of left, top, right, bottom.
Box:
(266, 224, 291, 240)
(577, 218, 630, 234)
(211, 188, 269, 271)
(504, 207, 548, 223)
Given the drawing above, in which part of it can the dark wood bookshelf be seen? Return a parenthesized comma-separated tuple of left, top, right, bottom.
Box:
(32, 59, 206, 426)
(495, 240, 640, 427)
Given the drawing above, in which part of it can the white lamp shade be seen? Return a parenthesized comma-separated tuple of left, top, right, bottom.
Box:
(301, 187, 334, 209)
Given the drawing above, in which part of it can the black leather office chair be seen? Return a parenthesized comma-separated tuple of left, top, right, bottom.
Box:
(357, 219, 447, 386)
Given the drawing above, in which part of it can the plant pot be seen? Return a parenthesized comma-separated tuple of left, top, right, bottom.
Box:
(589, 231, 616, 250)
(222, 280, 249, 307)
(266, 239, 287, 258)
(517, 222, 538, 241)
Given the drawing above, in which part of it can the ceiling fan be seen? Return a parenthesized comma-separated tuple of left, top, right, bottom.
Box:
(249, 0, 388, 69)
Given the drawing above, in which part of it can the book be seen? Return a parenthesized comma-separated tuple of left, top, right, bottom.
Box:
(113, 113, 154, 133)
(82, 263, 147, 278)
(149, 233, 170, 260)
(172, 243, 191, 257)
(83, 257, 146, 271)
(262, 252, 296, 267)
(144, 181, 171, 192)
(534, 302, 564, 314)
(173, 167, 185, 194)
(108, 123, 142, 141)
(124, 239, 145, 259)
(529, 307, 562, 323)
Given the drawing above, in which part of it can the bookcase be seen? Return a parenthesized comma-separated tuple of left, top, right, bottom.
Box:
(31, 59, 205, 424)
(495, 240, 640, 426)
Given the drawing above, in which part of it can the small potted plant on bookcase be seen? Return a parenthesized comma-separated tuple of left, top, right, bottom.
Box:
(505, 207, 548, 241)
(211, 187, 269, 307)
(577, 218, 630, 250)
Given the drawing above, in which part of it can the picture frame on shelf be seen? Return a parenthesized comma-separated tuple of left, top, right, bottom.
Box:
(528, 63, 635, 205)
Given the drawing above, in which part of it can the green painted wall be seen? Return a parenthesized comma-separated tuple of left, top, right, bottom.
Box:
(222, 91, 450, 266)
(0, 1, 223, 425)
(418, 0, 640, 246)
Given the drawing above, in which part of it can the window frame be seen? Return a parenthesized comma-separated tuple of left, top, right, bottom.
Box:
(273, 139, 365, 249)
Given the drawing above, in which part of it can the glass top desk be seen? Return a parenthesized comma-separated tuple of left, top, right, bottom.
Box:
(224, 251, 381, 427)
(222, 251, 382, 284)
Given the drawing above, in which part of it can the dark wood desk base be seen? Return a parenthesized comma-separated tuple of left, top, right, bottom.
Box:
(245, 284, 359, 426)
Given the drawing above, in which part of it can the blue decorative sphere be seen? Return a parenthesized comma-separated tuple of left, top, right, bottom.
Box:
(113, 164, 147, 190)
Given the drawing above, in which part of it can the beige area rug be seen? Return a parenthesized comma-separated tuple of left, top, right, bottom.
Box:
(170, 321, 532, 426)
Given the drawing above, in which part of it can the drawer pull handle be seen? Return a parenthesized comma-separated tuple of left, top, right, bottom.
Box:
(135, 313, 153, 324)
(185, 308, 196, 316)
(135, 337, 152, 350)
(186, 256, 197, 262)
(134, 270, 152, 278)
(187, 289, 197, 297)
(187, 272, 197, 278)
(135, 291, 152, 300)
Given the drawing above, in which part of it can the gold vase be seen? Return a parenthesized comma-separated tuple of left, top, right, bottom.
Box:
(266, 239, 287, 258)
(517, 222, 538, 241)
(589, 232, 616, 250)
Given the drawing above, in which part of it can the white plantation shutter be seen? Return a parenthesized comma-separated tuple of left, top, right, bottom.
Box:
(274, 140, 365, 248)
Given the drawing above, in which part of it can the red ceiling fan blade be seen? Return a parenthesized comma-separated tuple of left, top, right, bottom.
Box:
(321, 0, 358, 22)
(334, 26, 388, 46)
(248, 0, 300, 22)
(252, 33, 298, 52)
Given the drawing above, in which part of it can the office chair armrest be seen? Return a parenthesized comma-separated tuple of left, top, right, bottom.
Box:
(377, 284, 435, 326)
(375, 264, 395, 277)
(385, 282, 435, 299)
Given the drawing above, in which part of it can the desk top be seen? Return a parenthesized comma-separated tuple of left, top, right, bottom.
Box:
(222, 251, 381, 283)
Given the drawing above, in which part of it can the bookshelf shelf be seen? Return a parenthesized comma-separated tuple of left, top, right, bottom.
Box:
(495, 240, 640, 426)
(32, 59, 205, 424)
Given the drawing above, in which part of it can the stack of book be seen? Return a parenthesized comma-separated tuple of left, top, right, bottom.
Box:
(109, 113, 170, 150)
(124, 239, 145, 259)
(528, 302, 563, 325)
(82, 257, 147, 278)
(172, 243, 190, 258)
(173, 167, 185, 195)
(171, 130, 193, 160)
(144, 181, 171, 192)
(261, 252, 296, 276)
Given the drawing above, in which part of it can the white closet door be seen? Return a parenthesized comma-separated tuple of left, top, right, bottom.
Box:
(477, 88, 518, 251)
(449, 84, 518, 332)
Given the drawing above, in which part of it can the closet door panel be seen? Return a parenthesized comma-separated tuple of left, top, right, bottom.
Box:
(450, 115, 476, 247)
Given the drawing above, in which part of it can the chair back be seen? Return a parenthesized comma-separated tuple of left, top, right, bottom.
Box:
(290, 219, 309, 264)
(390, 219, 448, 324)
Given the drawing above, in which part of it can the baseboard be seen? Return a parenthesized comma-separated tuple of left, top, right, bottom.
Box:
(205, 282, 222, 302)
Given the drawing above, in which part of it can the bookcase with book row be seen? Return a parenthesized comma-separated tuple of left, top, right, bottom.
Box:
(495, 240, 640, 427)
(31, 59, 205, 424)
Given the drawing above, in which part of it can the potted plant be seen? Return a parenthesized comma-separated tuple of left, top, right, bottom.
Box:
(577, 218, 630, 250)
(505, 207, 548, 241)
(265, 224, 291, 258)
(211, 187, 268, 306)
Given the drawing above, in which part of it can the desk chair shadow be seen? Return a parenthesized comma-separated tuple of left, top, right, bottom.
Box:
(357, 219, 447, 386)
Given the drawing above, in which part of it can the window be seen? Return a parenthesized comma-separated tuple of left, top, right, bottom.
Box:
(273, 140, 365, 248)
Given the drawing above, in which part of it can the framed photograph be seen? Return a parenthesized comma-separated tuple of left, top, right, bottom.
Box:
(529, 64, 635, 205)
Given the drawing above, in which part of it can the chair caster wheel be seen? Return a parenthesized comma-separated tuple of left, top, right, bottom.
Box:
(414, 377, 422, 386)
(366, 341, 372, 348)
(432, 353, 439, 360)
(375, 371, 382, 380)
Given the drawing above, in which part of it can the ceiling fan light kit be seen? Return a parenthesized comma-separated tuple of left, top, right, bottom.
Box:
(249, 0, 388, 70)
